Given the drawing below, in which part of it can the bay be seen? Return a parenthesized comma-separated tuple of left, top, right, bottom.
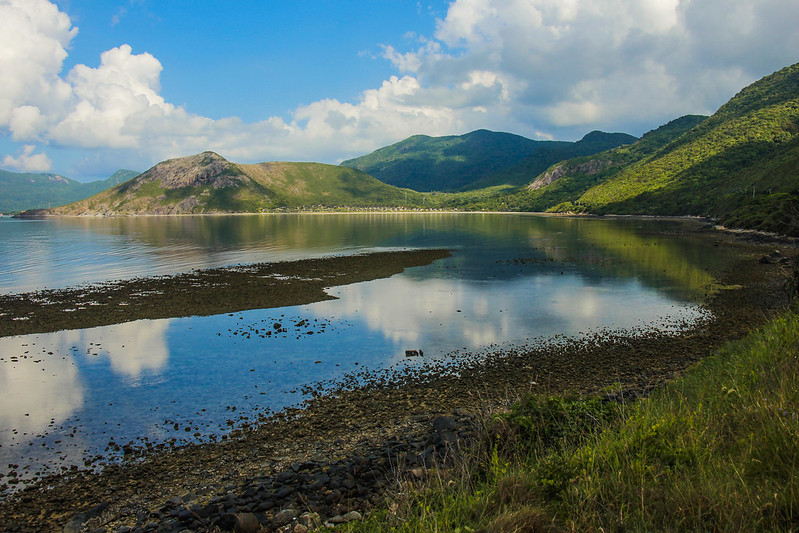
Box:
(0, 213, 720, 491)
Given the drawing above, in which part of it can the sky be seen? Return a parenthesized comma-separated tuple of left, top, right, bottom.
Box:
(0, 0, 797, 181)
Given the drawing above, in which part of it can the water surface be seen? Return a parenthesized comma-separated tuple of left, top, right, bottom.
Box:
(0, 214, 722, 490)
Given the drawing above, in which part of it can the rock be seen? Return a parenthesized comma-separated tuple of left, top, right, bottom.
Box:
(293, 525, 308, 533)
(234, 512, 261, 533)
(274, 485, 293, 499)
(432, 416, 457, 432)
(213, 513, 238, 530)
(63, 502, 109, 533)
(298, 512, 320, 529)
(760, 250, 791, 264)
(273, 508, 299, 527)
(327, 510, 363, 524)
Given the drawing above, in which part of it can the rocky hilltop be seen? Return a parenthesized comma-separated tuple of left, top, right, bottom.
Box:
(33, 152, 422, 215)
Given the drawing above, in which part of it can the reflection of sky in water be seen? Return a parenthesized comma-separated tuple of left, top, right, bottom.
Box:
(0, 214, 720, 490)
(0, 263, 705, 487)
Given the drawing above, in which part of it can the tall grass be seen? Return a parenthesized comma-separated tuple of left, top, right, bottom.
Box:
(348, 309, 799, 532)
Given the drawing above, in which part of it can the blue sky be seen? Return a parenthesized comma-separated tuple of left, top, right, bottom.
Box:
(1, 0, 797, 181)
(57, 1, 450, 121)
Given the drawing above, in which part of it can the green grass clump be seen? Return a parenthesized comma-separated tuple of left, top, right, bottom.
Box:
(348, 309, 799, 532)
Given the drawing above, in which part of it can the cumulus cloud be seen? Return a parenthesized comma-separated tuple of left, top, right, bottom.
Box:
(413, 0, 799, 136)
(2, 144, 53, 172)
(0, 0, 797, 176)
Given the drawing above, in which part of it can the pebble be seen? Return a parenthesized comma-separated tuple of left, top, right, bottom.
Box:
(76, 413, 477, 532)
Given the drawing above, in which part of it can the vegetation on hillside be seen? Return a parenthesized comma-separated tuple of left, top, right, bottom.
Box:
(19, 63, 799, 239)
(576, 64, 799, 226)
(0, 168, 138, 213)
(39, 153, 426, 215)
(346, 307, 799, 532)
(340, 129, 636, 192)
(444, 115, 707, 213)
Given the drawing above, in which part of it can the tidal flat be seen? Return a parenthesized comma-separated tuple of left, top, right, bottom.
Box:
(0, 222, 795, 532)
(0, 249, 452, 337)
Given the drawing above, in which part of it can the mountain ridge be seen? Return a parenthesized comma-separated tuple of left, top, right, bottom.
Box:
(15, 62, 799, 237)
(0, 168, 139, 213)
(33, 152, 424, 215)
(341, 129, 637, 192)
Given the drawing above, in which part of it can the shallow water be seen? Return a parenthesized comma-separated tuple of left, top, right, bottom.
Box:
(0, 214, 722, 489)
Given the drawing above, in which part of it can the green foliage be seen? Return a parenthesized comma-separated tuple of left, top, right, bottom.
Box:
(341, 129, 635, 192)
(477, 114, 708, 214)
(720, 192, 799, 236)
(0, 168, 139, 212)
(493, 395, 620, 454)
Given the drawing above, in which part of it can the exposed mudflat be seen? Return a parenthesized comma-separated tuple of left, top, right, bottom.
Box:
(0, 249, 452, 337)
(0, 226, 795, 532)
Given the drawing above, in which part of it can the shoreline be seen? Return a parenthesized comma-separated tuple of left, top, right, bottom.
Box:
(11, 209, 714, 218)
(0, 223, 795, 531)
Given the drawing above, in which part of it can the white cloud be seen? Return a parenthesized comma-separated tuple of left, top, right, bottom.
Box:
(2, 144, 53, 172)
(0, 0, 797, 177)
(50, 44, 175, 149)
(417, 0, 798, 136)
(0, 0, 75, 127)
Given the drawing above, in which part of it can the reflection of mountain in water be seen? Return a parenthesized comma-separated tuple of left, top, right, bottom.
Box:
(388, 215, 722, 302)
(13, 215, 724, 306)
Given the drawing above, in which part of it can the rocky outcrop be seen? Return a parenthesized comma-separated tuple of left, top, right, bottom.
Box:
(131, 152, 245, 191)
(528, 159, 615, 190)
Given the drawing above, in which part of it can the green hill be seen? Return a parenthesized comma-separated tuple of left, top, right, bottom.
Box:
(574, 63, 799, 234)
(0, 168, 139, 213)
(341, 129, 636, 192)
(34, 152, 424, 215)
(497, 115, 709, 213)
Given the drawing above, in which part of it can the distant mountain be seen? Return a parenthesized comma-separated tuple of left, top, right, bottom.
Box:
(340, 129, 636, 192)
(31, 152, 424, 215)
(0, 168, 140, 213)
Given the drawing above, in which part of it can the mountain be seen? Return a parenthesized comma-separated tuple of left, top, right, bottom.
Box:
(572, 63, 799, 234)
(0, 168, 140, 213)
(340, 129, 636, 192)
(33, 152, 425, 215)
(491, 63, 799, 235)
(499, 115, 709, 212)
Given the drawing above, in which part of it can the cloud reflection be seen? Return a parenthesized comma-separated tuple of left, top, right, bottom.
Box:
(88, 319, 171, 381)
(315, 271, 705, 366)
(0, 318, 170, 448)
(0, 334, 84, 443)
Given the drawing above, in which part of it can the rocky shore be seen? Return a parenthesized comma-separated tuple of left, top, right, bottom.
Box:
(0, 225, 795, 532)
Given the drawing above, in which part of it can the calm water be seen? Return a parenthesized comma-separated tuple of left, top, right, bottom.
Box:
(0, 214, 722, 490)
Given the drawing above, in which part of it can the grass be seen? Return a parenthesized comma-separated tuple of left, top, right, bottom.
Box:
(345, 307, 799, 532)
